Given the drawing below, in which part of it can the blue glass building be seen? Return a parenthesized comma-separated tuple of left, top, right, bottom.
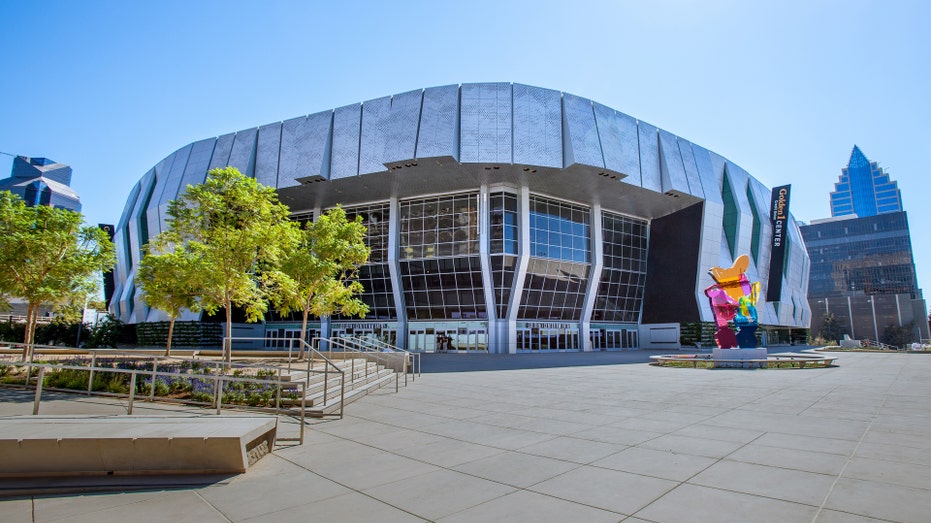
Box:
(830, 146, 902, 217)
(110, 83, 812, 353)
(0, 156, 81, 212)
(803, 147, 927, 344)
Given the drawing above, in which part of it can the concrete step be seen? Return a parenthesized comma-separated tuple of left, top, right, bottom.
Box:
(306, 372, 398, 417)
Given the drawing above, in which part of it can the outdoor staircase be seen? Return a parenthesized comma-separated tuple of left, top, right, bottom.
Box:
(278, 357, 398, 417)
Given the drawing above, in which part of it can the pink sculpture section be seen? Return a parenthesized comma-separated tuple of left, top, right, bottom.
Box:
(704, 255, 760, 349)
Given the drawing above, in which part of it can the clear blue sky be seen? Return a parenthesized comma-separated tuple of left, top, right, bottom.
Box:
(1, 1, 928, 306)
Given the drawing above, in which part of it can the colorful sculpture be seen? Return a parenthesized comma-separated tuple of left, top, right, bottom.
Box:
(705, 255, 760, 349)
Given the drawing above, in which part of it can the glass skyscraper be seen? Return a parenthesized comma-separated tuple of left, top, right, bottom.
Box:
(802, 147, 927, 344)
(829, 145, 902, 217)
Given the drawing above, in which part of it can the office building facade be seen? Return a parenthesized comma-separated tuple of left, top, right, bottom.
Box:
(0, 156, 81, 211)
(110, 83, 811, 353)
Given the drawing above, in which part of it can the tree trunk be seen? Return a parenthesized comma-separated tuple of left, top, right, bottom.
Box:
(300, 308, 310, 360)
(22, 302, 36, 359)
(165, 316, 176, 357)
(225, 301, 233, 362)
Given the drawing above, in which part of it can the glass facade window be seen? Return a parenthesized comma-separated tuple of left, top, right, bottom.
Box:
(334, 203, 396, 320)
(518, 258, 589, 320)
(592, 212, 648, 322)
(489, 192, 518, 255)
(491, 255, 517, 319)
(830, 146, 903, 218)
(528, 197, 590, 262)
(400, 257, 486, 320)
(400, 194, 479, 259)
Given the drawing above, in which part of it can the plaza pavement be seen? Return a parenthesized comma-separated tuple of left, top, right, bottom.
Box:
(2, 349, 931, 522)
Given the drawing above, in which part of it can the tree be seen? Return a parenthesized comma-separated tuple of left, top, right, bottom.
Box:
(275, 206, 370, 355)
(160, 167, 297, 361)
(818, 312, 842, 343)
(137, 241, 204, 356)
(0, 191, 115, 358)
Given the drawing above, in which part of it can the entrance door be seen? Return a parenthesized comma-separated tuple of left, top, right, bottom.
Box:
(517, 329, 531, 351)
(408, 329, 427, 352)
(591, 330, 603, 351)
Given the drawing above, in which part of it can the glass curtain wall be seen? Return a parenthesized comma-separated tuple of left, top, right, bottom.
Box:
(489, 191, 518, 319)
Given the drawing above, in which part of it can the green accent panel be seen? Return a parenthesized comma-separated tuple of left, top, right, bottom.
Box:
(746, 186, 762, 265)
(721, 167, 738, 259)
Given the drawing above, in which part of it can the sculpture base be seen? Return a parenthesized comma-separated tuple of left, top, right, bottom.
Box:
(712, 347, 768, 368)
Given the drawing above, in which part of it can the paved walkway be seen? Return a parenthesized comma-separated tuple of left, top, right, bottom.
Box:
(3, 350, 931, 522)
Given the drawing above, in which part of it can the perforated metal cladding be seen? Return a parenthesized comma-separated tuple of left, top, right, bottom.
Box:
(360, 96, 391, 175)
(179, 138, 215, 194)
(460, 83, 512, 164)
(691, 143, 721, 204)
(594, 103, 641, 186)
(384, 89, 422, 164)
(208, 133, 235, 171)
(228, 127, 258, 178)
(279, 111, 331, 187)
(117, 180, 141, 277)
(637, 122, 661, 192)
(156, 144, 193, 233)
(256, 123, 282, 188)
(658, 130, 689, 194)
(513, 84, 562, 168)
(562, 94, 603, 168)
(126, 171, 154, 270)
(330, 103, 361, 179)
(417, 85, 459, 160)
(677, 138, 704, 198)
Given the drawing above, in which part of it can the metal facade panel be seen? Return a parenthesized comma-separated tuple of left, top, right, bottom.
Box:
(127, 169, 155, 271)
(691, 143, 721, 204)
(330, 103, 362, 179)
(360, 96, 392, 175)
(593, 103, 640, 186)
(256, 123, 282, 188)
(637, 121, 661, 192)
(385, 89, 422, 164)
(460, 82, 511, 164)
(416, 84, 459, 160)
(677, 138, 704, 198)
(179, 138, 215, 195)
(208, 133, 235, 171)
(279, 111, 333, 188)
(562, 94, 603, 168)
(228, 127, 258, 178)
(512, 84, 562, 168)
(150, 145, 192, 236)
(658, 130, 689, 194)
(724, 162, 753, 258)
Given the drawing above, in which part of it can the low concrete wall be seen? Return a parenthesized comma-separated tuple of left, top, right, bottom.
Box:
(639, 323, 682, 350)
(0, 416, 276, 477)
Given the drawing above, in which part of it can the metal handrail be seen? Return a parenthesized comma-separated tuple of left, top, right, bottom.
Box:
(346, 336, 421, 379)
(8, 360, 307, 444)
(310, 336, 402, 395)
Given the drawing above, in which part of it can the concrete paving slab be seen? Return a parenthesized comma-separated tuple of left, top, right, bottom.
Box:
(515, 435, 625, 464)
(239, 491, 426, 523)
(528, 465, 677, 515)
(841, 456, 931, 490)
(823, 477, 931, 522)
(591, 446, 718, 481)
(725, 443, 850, 475)
(437, 489, 622, 523)
(689, 459, 837, 506)
(451, 450, 578, 488)
(638, 433, 747, 458)
(635, 483, 818, 523)
(362, 468, 516, 521)
(34, 490, 228, 523)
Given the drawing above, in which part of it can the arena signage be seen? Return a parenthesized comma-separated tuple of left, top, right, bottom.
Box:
(767, 185, 791, 302)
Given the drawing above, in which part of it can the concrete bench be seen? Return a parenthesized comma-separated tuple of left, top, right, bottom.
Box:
(0, 416, 276, 477)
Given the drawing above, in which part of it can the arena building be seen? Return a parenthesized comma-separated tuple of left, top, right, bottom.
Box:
(110, 83, 811, 353)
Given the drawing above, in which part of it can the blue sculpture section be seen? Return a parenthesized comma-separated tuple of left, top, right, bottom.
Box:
(704, 255, 760, 349)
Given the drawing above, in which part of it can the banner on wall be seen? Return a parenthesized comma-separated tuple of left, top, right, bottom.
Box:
(766, 185, 791, 302)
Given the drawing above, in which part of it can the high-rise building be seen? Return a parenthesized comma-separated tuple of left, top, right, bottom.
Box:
(802, 147, 927, 344)
(829, 145, 902, 218)
(0, 156, 81, 211)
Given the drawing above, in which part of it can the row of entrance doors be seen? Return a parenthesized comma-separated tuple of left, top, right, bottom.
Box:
(408, 328, 488, 353)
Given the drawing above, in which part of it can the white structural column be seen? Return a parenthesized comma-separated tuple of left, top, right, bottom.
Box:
(477, 185, 500, 353)
(579, 203, 603, 352)
(387, 197, 408, 350)
(505, 185, 533, 354)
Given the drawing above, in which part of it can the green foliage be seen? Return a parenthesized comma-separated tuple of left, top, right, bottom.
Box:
(156, 167, 298, 360)
(135, 321, 222, 348)
(818, 313, 842, 342)
(0, 191, 115, 353)
(275, 206, 370, 340)
(138, 242, 206, 353)
(881, 322, 915, 348)
(85, 316, 125, 348)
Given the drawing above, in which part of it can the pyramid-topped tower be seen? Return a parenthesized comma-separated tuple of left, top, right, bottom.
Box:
(829, 145, 902, 217)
